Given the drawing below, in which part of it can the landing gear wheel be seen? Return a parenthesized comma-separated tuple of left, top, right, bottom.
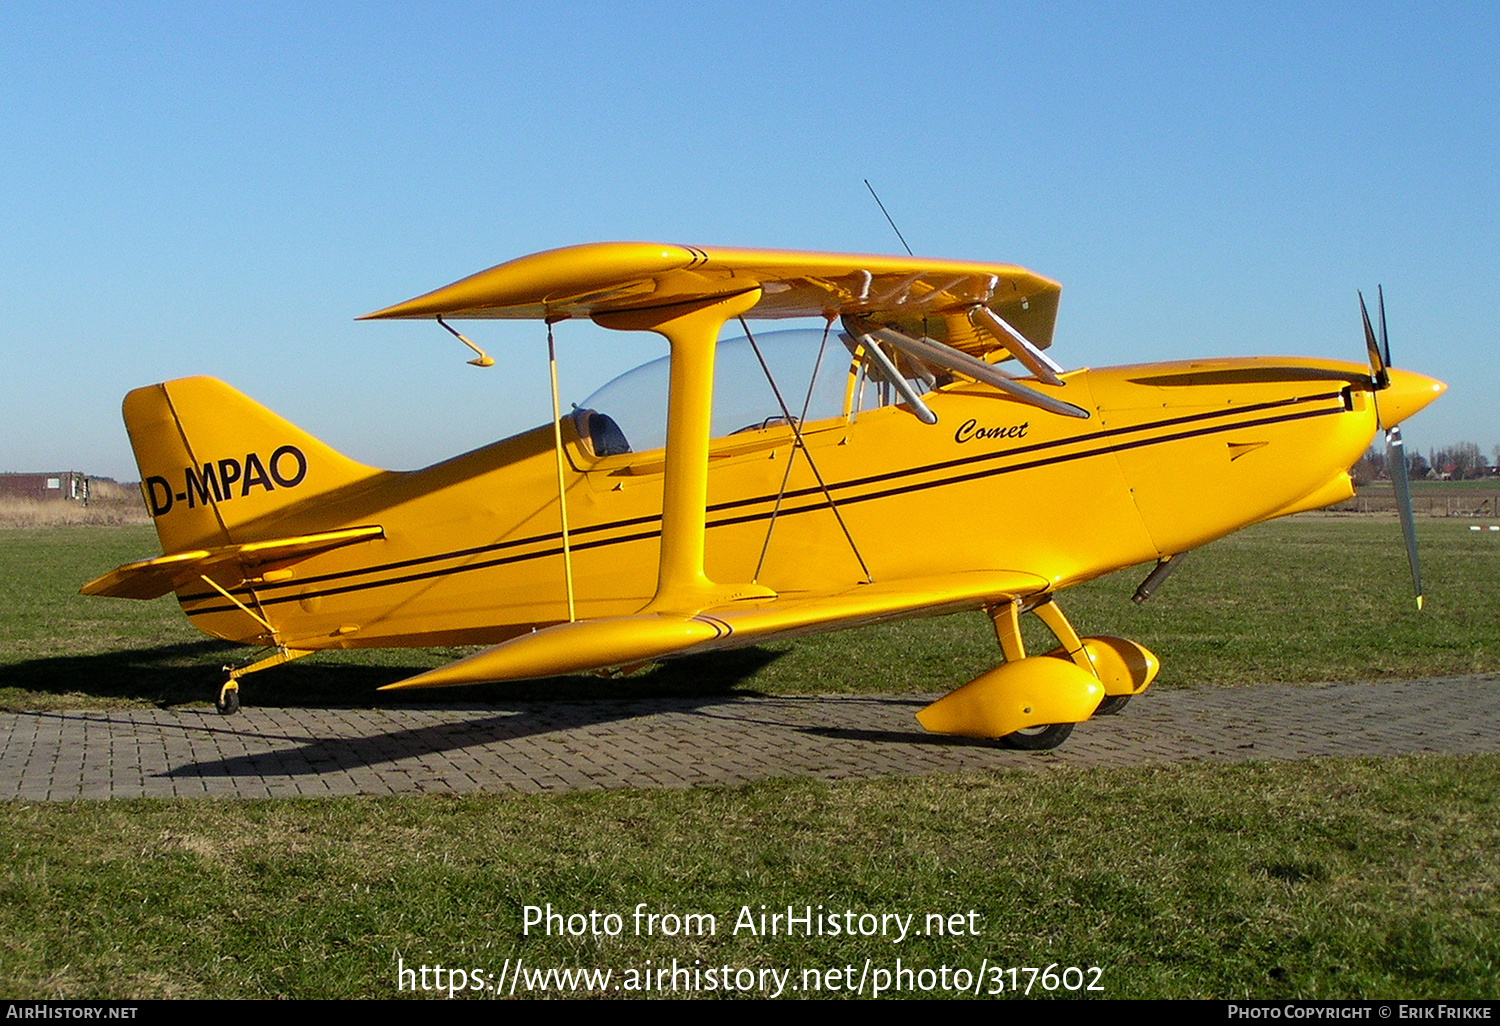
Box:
(998, 722, 1074, 751)
(1095, 695, 1132, 716)
(216, 682, 240, 716)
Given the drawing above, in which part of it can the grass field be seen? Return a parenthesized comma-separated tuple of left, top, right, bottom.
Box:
(1, 758, 1496, 999)
(1, 515, 1497, 999)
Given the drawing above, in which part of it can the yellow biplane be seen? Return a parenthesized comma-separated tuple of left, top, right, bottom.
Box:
(84, 243, 1444, 748)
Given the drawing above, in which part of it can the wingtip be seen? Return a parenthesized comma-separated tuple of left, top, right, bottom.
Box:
(377, 667, 449, 691)
(357, 300, 429, 321)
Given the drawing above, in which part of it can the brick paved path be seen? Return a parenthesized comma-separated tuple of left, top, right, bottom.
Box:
(2, 675, 1496, 800)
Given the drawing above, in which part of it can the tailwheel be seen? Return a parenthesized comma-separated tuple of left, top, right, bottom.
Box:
(216, 646, 313, 715)
(999, 723, 1074, 751)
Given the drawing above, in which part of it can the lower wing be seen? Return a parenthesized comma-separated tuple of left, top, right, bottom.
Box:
(381, 568, 1049, 690)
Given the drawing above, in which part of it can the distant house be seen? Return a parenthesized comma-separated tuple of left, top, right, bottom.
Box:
(0, 472, 95, 504)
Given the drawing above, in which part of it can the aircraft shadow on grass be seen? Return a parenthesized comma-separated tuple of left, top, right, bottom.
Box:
(0, 641, 783, 709)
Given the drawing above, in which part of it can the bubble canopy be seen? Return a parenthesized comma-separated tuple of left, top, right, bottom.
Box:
(577, 329, 851, 454)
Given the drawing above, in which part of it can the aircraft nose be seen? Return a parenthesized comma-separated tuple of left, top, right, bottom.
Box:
(1379, 368, 1446, 428)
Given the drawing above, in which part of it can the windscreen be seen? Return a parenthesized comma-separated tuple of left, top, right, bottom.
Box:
(578, 329, 850, 454)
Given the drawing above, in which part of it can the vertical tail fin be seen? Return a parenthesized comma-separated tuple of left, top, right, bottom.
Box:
(124, 377, 380, 554)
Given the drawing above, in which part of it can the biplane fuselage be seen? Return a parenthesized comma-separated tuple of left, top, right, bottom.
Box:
(120, 355, 1417, 649)
(87, 243, 1444, 740)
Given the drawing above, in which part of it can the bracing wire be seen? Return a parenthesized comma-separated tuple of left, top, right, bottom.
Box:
(739, 317, 874, 584)
(864, 179, 914, 257)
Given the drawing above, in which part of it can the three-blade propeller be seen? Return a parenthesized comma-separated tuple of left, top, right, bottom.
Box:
(1360, 287, 1424, 610)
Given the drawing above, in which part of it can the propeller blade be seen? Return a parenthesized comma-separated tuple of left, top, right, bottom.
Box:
(1386, 424, 1424, 610)
(1366, 287, 1424, 608)
(1378, 285, 1393, 375)
(1359, 290, 1389, 390)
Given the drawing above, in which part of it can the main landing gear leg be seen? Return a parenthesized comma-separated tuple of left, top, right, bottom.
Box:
(1030, 596, 1151, 714)
(1029, 596, 1126, 712)
(218, 646, 313, 715)
(987, 599, 1028, 663)
(1030, 597, 1089, 670)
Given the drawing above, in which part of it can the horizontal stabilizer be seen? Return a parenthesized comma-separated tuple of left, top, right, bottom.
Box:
(81, 526, 384, 600)
(384, 569, 1049, 690)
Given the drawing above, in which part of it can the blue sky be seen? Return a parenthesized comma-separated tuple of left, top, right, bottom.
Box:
(2, 2, 1495, 481)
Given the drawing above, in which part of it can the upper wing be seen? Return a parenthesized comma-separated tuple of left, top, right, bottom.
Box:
(359, 242, 1062, 358)
(379, 568, 1049, 690)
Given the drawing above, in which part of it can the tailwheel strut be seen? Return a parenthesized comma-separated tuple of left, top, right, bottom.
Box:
(218, 646, 314, 715)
